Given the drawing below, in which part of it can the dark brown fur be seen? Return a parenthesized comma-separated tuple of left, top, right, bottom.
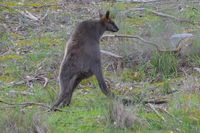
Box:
(51, 11, 131, 111)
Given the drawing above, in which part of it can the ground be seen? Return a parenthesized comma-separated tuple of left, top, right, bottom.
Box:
(0, 0, 200, 133)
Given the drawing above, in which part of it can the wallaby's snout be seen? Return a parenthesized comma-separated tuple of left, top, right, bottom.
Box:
(99, 10, 119, 32)
(111, 22, 119, 32)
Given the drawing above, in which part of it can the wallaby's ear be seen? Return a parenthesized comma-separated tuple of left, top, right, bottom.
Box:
(105, 10, 110, 19)
(99, 10, 103, 18)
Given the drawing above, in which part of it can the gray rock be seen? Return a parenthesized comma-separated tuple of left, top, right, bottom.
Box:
(170, 33, 194, 48)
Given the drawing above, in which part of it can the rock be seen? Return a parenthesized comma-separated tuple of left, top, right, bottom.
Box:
(170, 33, 194, 48)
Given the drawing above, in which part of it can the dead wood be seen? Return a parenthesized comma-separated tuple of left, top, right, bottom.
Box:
(101, 34, 195, 54)
(100, 50, 123, 71)
(0, 100, 49, 108)
(101, 34, 162, 52)
(143, 97, 169, 104)
(101, 50, 123, 59)
(17, 10, 39, 21)
(0, 50, 11, 57)
(0, 100, 72, 112)
(129, 8, 200, 24)
(4, 74, 49, 89)
(147, 103, 166, 122)
(8, 90, 34, 96)
(157, 106, 183, 123)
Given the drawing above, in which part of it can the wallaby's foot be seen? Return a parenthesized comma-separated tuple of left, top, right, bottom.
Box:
(60, 103, 70, 107)
(49, 105, 59, 112)
(60, 99, 71, 107)
(122, 98, 133, 106)
(49, 102, 70, 112)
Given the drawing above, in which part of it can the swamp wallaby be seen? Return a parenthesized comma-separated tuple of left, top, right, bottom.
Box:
(51, 11, 131, 111)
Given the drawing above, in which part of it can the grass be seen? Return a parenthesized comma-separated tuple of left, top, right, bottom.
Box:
(0, 0, 200, 133)
(150, 52, 179, 79)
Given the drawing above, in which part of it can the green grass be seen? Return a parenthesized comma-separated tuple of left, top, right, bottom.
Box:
(0, 0, 200, 133)
(150, 52, 179, 79)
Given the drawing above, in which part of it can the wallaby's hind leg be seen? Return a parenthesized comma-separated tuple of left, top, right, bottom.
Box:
(50, 74, 77, 111)
(61, 71, 93, 106)
(61, 76, 81, 106)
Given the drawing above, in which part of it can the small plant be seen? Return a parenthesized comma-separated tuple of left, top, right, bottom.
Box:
(190, 54, 200, 66)
(0, 110, 48, 133)
(150, 52, 179, 79)
(162, 80, 171, 94)
(120, 70, 144, 82)
(108, 101, 140, 129)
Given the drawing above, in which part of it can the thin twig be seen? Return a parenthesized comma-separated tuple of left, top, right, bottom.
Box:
(148, 103, 166, 122)
(42, 77, 49, 87)
(0, 100, 71, 112)
(40, 9, 49, 21)
(101, 34, 162, 51)
(17, 10, 39, 21)
(0, 100, 49, 108)
(100, 50, 123, 59)
(158, 107, 183, 123)
(8, 90, 33, 96)
(0, 50, 11, 57)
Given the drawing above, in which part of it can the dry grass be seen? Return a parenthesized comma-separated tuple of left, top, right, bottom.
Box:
(109, 101, 140, 129)
(0, 110, 48, 133)
(182, 76, 200, 93)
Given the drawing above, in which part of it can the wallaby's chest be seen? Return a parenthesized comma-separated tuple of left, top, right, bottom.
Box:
(67, 39, 100, 54)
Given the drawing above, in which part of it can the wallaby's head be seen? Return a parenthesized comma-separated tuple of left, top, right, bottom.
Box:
(99, 11, 119, 32)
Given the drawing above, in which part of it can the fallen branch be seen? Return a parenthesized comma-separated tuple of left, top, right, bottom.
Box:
(143, 97, 169, 104)
(17, 10, 39, 21)
(8, 90, 33, 96)
(100, 50, 122, 59)
(143, 100, 168, 104)
(148, 103, 166, 122)
(40, 9, 49, 21)
(0, 50, 11, 57)
(147, 8, 178, 20)
(32, 4, 62, 9)
(0, 100, 49, 108)
(42, 77, 49, 87)
(5, 74, 49, 89)
(0, 4, 62, 9)
(130, 8, 200, 24)
(101, 34, 195, 54)
(100, 50, 124, 71)
(129, 7, 177, 19)
(180, 67, 189, 77)
(158, 107, 183, 123)
(101, 34, 162, 51)
(0, 100, 71, 112)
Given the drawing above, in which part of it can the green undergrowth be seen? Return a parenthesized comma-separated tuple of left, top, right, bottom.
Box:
(0, 85, 199, 133)
(0, 0, 200, 133)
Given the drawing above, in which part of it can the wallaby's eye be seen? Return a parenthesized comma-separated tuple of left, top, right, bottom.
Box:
(106, 19, 113, 24)
(106, 19, 113, 23)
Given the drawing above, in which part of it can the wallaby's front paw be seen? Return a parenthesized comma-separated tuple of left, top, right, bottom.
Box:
(122, 99, 132, 106)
